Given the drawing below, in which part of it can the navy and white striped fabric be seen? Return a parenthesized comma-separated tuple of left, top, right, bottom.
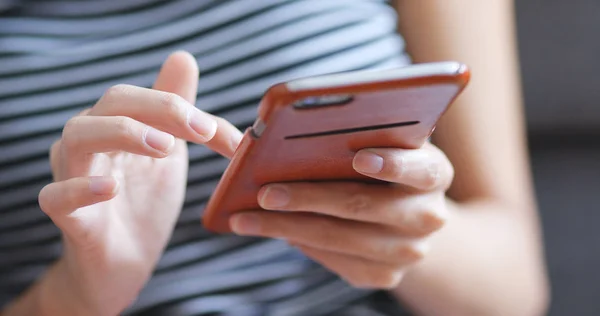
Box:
(0, 1, 412, 314)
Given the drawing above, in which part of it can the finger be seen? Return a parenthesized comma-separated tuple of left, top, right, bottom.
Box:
(38, 176, 119, 219)
(230, 212, 428, 265)
(76, 107, 92, 117)
(90, 52, 207, 143)
(352, 142, 454, 191)
(152, 51, 199, 104)
(151, 51, 242, 158)
(61, 115, 176, 158)
(257, 182, 447, 236)
(205, 114, 243, 159)
(49, 139, 61, 180)
(49, 108, 92, 176)
(88, 83, 216, 145)
(151, 50, 198, 160)
(293, 243, 405, 289)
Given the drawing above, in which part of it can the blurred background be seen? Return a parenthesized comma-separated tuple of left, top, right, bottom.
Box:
(516, 1, 600, 315)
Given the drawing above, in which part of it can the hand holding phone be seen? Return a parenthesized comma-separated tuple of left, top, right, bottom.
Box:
(203, 61, 470, 233)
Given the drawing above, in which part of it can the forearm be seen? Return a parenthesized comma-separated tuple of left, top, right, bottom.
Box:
(392, 1, 549, 313)
(392, 199, 549, 316)
(1, 279, 46, 316)
(2, 261, 89, 316)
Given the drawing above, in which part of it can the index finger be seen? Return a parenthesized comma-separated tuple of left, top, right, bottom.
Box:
(88, 84, 217, 144)
(152, 50, 242, 158)
(89, 86, 242, 159)
(89, 51, 242, 158)
(204, 114, 243, 159)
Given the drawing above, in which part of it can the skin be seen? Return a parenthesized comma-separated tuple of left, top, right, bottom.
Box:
(3, 52, 243, 316)
(232, 1, 550, 315)
(392, 1, 550, 315)
(3, 1, 550, 315)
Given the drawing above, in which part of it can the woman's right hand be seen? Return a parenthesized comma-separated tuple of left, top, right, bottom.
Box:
(7, 51, 242, 316)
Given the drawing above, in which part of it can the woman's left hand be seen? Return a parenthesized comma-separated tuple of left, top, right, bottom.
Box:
(230, 142, 454, 289)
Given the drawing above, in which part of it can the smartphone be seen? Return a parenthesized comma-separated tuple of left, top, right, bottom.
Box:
(203, 61, 470, 233)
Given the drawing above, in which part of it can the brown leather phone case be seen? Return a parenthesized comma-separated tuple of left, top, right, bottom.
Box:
(203, 62, 470, 233)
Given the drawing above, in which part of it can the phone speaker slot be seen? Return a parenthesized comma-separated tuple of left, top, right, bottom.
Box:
(284, 121, 419, 140)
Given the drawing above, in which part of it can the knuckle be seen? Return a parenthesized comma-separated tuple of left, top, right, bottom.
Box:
(113, 116, 137, 140)
(443, 163, 455, 191)
(370, 270, 403, 289)
(431, 145, 455, 186)
(50, 139, 60, 155)
(61, 117, 83, 150)
(49, 139, 60, 160)
(419, 207, 447, 232)
(388, 155, 405, 179)
(350, 270, 402, 289)
(343, 193, 371, 217)
(422, 162, 442, 190)
(75, 107, 92, 117)
(446, 160, 455, 181)
(158, 92, 185, 119)
(103, 84, 132, 102)
(382, 241, 427, 263)
(403, 242, 428, 262)
(49, 140, 61, 176)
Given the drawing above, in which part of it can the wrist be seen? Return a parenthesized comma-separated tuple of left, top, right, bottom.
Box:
(37, 260, 92, 316)
(2, 261, 88, 316)
(44, 256, 146, 316)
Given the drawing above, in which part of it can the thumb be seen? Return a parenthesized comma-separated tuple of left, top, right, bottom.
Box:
(153, 50, 199, 104)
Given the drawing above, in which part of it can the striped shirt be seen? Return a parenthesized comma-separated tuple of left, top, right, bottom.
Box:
(0, 1, 412, 315)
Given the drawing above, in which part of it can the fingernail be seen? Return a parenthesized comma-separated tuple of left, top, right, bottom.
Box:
(144, 127, 174, 153)
(231, 214, 261, 235)
(188, 110, 217, 142)
(353, 151, 384, 174)
(259, 185, 290, 208)
(89, 177, 118, 195)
